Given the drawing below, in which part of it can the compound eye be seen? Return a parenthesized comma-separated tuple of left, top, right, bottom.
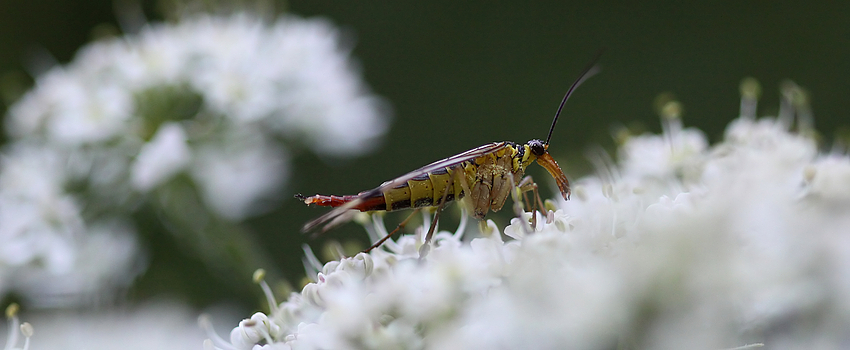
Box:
(528, 140, 546, 156)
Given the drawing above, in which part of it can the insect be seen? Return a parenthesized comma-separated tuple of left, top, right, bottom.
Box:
(297, 54, 600, 253)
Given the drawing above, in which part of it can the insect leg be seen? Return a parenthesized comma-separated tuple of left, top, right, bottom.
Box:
(419, 182, 452, 259)
(521, 189, 536, 230)
(522, 190, 531, 212)
(514, 175, 547, 231)
(363, 208, 421, 253)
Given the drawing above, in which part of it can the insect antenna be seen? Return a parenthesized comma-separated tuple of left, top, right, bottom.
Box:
(545, 51, 604, 145)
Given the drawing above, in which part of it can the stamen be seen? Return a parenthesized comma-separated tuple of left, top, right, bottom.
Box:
(301, 244, 323, 282)
(543, 199, 559, 213)
(778, 80, 797, 129)
(478, 220, 494, 236)
(327, 241, 346, 260)
(358, 212, 380, 242)
(198, 315, 238, 350)
(420, 209, 431, 233)
(371, 213, 403, 254)
(611, 124, 632, 147)
(833, 127, 850, 154)
(790, 84, 814, 135)
(19, 323, 32, 350)
(739, 77, 761, 119)
(253, 269, 279, 314)
(661, 100, 684, 153)
(453, 206, 468, 240)
(585, 146, 620, 184)
(5, 304, 20, 350)
(249, 319, 275, 345)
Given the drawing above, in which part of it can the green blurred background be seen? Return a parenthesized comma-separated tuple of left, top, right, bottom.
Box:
(1, 0, 847, 309)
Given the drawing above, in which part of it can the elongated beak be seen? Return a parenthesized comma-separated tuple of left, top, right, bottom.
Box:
(536, 152, 571, 200)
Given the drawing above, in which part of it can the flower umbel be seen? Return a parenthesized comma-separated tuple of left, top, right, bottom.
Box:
(6, 13, 389, 219)
(214, 83, 848, 349)
(1, 13, 389, 307)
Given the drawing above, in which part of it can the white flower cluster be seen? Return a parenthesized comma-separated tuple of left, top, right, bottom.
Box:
(6, 13, 388, 218)
(211, 93, 850, 349)
(0, 144, 141, 307)
(1, 14, 388, 306)
(14, 301, 211, 350)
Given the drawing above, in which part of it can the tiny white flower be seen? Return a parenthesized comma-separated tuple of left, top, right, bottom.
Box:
(130, 122, 191, 191)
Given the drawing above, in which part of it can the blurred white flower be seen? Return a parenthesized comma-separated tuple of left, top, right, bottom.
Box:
(1, 12, 388, 305)
(619, 127, 707, 180)
(131, 122, 191, 191)
(5, 13, 389, 218)
(191, 133, 288, 219)
(212, 86, 850, 349)
(8, 220, 142, 308)
(6, 68, 135, 145)
(0, 145, 142, 308)
(2, 301, 220, 350)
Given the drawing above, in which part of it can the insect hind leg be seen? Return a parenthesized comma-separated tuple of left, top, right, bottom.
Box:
(418, 181, 452, 259)
(362, 168, 456, 255)
(362, 183, 452, 256)
(363, 208, 421, 253)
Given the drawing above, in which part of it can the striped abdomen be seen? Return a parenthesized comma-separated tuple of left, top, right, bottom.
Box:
(300, 165, 469, 212)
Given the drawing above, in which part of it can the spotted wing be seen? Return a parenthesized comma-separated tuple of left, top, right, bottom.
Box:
(302, 142, 510, 234)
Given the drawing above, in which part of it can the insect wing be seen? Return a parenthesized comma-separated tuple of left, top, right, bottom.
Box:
(302, 142, 509, 234)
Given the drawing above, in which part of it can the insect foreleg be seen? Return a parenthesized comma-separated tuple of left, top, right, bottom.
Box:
(363, 208, 421, 253)
(514, 175, 546, 231)
(518, 175, 543, 208)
